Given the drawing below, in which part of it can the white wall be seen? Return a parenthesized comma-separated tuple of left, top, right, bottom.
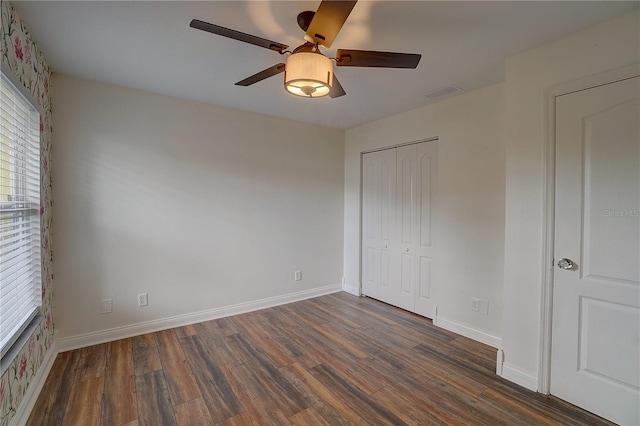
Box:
(51, 10, 639, 384)
(501, 10, 640, 385)
(344, 83, 506, 343)
(52, 75, 345, 340)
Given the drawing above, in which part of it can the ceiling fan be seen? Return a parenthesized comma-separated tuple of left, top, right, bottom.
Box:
(190, 0, 421, 98)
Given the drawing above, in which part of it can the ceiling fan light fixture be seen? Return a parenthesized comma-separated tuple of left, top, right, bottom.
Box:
(191, 1, 422, 99)
(284, 52, 333, 98)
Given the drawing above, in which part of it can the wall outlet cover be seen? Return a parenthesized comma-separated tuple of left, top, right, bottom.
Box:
(138, 293, 149, 307)
(471, 298, 480, 312)
(480, 300, 489, 315)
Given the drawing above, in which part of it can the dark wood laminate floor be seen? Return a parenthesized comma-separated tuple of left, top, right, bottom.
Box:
(28, 292, 613, 425)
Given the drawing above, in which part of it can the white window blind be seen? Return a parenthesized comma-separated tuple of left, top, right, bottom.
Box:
(0, 72, 41, 359)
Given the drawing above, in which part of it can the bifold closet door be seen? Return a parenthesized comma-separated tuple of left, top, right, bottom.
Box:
(414, 141, 437, 318)
(362, 140, 437, 318)
(362, 148, 397, 303)
(396, 144, 418, 312)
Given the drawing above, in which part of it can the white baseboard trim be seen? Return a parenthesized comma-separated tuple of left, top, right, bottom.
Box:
(500, 363, 538, 391)
(58, 284, 342, 352)
(342, 280, 360, 296)
(11, 342, 57, 426)
(495, 348, 504, 375)
(433, 315, 502, 349)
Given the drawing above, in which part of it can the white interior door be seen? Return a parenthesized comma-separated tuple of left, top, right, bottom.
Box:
(362, 151, 380, 299)
(414, 142, 437, 318)
(396, 144, 418, 311)
(551, 76, 640, 425)
(361, 149, 396, 303)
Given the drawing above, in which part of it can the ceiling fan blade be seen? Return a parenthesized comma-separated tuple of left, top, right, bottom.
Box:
(235, 63, 286, 87)
(329, 75, 346, 98)
(305, 1, 357, 48)
(190, 19, 288, 53)
(336, 49, 421, 69)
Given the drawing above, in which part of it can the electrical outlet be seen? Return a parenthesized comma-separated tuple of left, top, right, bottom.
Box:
(294, 270, 302, 281)
(471, 298, 480, 312)
(101, 299, 112, 314)
(471, 298, 489, 315)
(479, 300, 489, 315)
(138, 293, 148, 307)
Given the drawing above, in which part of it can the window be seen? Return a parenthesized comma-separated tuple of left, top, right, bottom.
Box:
(0, 72, 41, 359)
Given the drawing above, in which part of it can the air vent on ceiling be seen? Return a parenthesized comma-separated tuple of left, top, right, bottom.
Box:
(425, 84, 462, 99)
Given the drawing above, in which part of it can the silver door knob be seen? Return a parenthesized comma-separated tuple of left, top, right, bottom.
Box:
(405, 248, 410, 252)
(384, 244, 388, 249)
(557, 258, 574, 270)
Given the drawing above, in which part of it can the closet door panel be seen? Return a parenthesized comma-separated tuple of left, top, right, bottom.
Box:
(419, 257, 432, 299)
(362, 153, 379, 298)
(399, 159, 414, 244)
(396, 144, 417, 311)
(401, 253, 413, 294)
(380, 250, 391, 288)
(419, 153, 432, 247)
(361, 149, 397, 303)
(380, 160, 392, 241)
(415, 141, 438, 318)
(378, 149, 397, 302)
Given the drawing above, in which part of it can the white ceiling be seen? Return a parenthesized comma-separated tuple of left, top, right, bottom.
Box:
(12, 1, 637, 129)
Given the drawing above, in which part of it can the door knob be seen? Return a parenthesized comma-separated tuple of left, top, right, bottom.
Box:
(405, 248, 410, 252)
(557, 258, 574, 270)
(384, 244, 388, 249)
